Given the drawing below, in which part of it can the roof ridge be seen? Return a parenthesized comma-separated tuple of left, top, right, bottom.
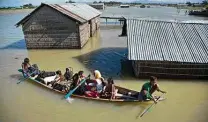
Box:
(53, 4, 87, 21)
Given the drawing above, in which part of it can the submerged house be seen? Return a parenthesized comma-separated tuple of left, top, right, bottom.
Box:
(123, 19, 208, 79)
(120, 4, 130, 8)
(89, 3, 105, 10)
(15, 3, 101, 49)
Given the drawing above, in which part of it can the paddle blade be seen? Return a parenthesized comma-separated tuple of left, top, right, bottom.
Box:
(17, 81, 22, 84)
(66, 97, 74, 103)
(18, 69, 23, 72)
(64, 91, 73, 99)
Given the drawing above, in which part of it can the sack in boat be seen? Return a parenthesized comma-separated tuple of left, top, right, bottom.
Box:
(39, 71, 56, 78)
(28, 64, 40, 77)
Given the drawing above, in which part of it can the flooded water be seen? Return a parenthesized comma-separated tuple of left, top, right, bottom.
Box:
(0, 7, 208, 122)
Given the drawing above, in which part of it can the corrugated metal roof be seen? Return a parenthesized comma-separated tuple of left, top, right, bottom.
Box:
(48, 4, 86, 23)
(127, 19, 208, 63)
(59, 3, 101, 21)
(15, 3, 101, 27)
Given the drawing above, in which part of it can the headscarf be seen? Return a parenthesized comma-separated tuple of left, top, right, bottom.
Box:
(94, 70, 102, 79)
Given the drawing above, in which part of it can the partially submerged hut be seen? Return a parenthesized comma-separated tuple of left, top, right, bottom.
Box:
(89, 3, 105, 10)
(120, 4, 130, 8)
(125, 19, 208, 79)
(15, 3, 101, 49)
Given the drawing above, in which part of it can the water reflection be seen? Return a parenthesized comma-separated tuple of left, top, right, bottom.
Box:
(75, 47, 133, 79)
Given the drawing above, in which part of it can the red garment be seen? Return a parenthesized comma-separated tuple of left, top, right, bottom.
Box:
(85, 91, 99, 98)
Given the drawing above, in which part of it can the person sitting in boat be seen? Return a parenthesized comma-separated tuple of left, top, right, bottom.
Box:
(70, 72, 83, 95)
(69, 72, 86, 95)
(69, 73, 79, 90)
(55, 70, 65, 83)
(78, 70, 87, 95)
(64, 67, 73, 81)
(139, 76, 166, 104)
(21, 58, 39, 77)
(101, 77, 116, 99)
(93, 70, 106, 93)
(51, 70, 70, 92)
(78, 70, 85, 80)
(84, 70, 105, 98)
(49, 70, 65, 86)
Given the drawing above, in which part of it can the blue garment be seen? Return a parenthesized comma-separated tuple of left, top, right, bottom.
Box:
(97, 83, 103, 93)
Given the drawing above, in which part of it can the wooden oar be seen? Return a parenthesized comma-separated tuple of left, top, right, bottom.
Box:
(17, 69, 36, 84)
(64, 75, 89, 102)
(139, 93, 165, 117)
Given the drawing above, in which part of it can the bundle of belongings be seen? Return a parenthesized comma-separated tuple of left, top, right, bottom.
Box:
(35, 68, 73, 93)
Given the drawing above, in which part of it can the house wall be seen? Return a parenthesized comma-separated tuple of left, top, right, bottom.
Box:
(132, 60, 208, 79)
(90, 16, 100, 37)
(79, 22, 90, 48)
(22, 5, 80, 49)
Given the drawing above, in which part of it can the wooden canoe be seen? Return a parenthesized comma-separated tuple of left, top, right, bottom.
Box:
(18, 70, 165, 104)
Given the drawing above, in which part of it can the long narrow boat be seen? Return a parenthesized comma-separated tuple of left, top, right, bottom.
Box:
(18, 69, 165, 104)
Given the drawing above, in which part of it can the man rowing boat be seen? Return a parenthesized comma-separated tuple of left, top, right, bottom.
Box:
(139, 76, 166, 103)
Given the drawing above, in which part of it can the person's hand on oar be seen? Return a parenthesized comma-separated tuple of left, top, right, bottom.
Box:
(65, 74, 90, 103)
(153, 98, 158, 104)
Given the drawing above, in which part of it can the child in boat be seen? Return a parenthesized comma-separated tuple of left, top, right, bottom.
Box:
(55, 70, 65, 83)
(138, 76, 166, 103)
(78, 70, 85, 80)
(49, 70, 65, 86)
(51, 70, 69, 92)
(101, 77, 116, 99)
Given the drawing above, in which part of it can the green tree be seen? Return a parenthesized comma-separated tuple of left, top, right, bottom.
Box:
(23, 3, 35, 8)
(186, 1, 192, 6)
(202, 0, 208, 6)
(65, 0, 75, 3)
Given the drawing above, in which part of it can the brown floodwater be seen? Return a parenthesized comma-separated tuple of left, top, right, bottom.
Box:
(0, 8, 208, 122)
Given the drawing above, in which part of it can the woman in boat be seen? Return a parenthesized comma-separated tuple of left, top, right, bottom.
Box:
(77, 70, 86, 95)
(64, 67, 73, 81)
(139, 76, 166, 103)
(101, 77, 116, 99)
(93, 70, 105, 93)
(70, 73, 79, 89)
(84, 70, 106, 98)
